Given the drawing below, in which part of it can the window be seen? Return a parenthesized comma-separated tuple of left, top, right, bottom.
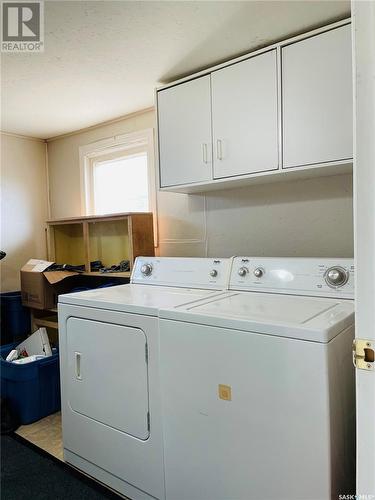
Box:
(80, 129, 155, 217)
(93, 152, 149, 215)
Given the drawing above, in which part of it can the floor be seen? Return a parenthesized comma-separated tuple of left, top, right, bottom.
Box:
(1, 434, 122, 500)
(16, 411, 64, 461)
(14, 412, 129, 498)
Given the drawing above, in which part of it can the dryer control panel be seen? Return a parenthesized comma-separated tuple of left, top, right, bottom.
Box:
(131, 257, 230, 290)
(230, 257, 354, 299)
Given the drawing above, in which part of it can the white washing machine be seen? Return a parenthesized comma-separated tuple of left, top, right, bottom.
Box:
(58, 257, 231, 500)
(159, 257, 356, 500)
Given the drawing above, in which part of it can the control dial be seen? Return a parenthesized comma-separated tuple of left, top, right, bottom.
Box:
(238, 267, 249, 277)
(324, 266, 349, 288)
(209, 269, 218, 278)
(253, 267, 265, 278)
(140, 263, 153, 276)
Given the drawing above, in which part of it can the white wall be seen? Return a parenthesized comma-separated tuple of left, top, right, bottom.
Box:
(0, 134, 48, 291)
(47, 110, 354, 259)
(47, 111, 155, 219)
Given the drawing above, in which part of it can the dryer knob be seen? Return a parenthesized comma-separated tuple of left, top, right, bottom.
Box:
(254, 267, 264, 278)
(238, 267, 249, 277)
(140, 264, 153, 276)
(325, 267, 348, 288)
(210, 269, 218, 278)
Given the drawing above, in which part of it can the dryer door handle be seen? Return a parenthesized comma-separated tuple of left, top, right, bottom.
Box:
(75, 352, 82, 380)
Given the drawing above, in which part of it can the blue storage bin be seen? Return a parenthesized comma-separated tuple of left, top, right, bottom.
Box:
(0, 291, 31, 344)
(0, 343, 61, 424)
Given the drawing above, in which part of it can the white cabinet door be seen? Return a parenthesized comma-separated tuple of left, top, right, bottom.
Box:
(157, 75, 212, 187)
(211, 50, 279, 179)
(282, 24, 353, 168)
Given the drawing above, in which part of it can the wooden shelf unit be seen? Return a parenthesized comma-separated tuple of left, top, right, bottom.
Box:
(33, 315, 59, 330)
(30, 308, 59, 345)
(47, 212, 154, 274)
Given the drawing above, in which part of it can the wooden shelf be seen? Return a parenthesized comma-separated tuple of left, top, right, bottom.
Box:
(30, 309, 59, 345)
(33, 315, 58, 330)
(47, 212, 151, 225)
(84, 271, 131, 278)
(47, 212, 154, 273)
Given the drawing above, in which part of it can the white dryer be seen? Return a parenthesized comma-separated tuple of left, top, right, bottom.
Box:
(159, 257, 355, 500)
(58, 257, 230, 500)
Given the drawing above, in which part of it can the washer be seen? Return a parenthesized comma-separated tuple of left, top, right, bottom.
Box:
(159, 257, 355, 500)
(58, 257, 230, 500)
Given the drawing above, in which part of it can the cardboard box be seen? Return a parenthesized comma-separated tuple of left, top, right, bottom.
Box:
(20, 260, 78, 310)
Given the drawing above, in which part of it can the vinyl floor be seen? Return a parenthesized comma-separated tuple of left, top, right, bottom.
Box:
(15, 412, 63, 460)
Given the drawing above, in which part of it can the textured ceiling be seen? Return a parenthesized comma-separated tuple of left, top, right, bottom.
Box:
(1, 0, 350, 139)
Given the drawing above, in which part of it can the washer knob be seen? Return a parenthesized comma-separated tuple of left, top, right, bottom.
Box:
(140, 263, 153, 276)
(210, 269, 218, 278)
(325, 266, 348, 288)
(254, 267, 264, 278)
(238, 267, 249, 277)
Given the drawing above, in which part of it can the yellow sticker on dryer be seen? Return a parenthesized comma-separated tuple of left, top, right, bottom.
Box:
(218, 384, 232, 401)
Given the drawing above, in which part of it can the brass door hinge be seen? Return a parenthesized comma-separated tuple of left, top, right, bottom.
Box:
(353, 339, 375, 371)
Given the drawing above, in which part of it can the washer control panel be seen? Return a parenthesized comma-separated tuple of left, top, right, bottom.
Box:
(230, 257, 354, 298)
(132, 257, 230, 290)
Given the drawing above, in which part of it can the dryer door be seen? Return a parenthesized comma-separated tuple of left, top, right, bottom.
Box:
(66, 317, 149, 440)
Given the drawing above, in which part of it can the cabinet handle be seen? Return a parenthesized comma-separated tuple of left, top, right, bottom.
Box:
(202, 143, 208, 164)
(75, 352, 82, 380)
(216, 139, 223, 160)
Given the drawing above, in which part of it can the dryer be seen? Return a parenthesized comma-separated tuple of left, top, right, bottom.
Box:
(159, 257, 355, 500)
(58, 257, 230, 500)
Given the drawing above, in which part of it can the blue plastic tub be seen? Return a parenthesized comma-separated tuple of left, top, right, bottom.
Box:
(0, 343, 61, 424)
(0, 291, 31, 344)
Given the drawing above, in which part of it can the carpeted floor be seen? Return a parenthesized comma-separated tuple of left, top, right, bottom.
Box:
(1, 433, 123, 500)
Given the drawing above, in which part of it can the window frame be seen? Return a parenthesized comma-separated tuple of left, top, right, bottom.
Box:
(79, 128, 157, 245)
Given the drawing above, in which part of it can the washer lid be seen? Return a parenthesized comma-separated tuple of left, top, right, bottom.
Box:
(159, 292, 355, 343)
(59, 284, 223, 316)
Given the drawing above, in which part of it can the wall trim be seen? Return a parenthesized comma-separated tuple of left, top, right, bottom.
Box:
(44, 142, 52, 219)
(46, 107, 155, 142)
(0, 131, 46, 143)
(1, 107, 155, 143)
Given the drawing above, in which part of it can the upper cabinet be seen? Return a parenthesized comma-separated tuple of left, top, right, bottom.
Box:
(282, 24, 353, 169)
(211, 50, 279, 179)
(156, 20, 353, 193)
(157, 76, 212, 187)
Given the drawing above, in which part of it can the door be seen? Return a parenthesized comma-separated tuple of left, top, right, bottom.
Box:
(59, 305, 165, 500)
(282, 24, 353, 168)
(211, 50, 279, 179)
(352, 1, 375, 494)
(157, 75, 212, 187)
(66, 317, 150, 440)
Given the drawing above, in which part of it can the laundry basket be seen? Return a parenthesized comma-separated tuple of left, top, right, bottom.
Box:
(0, 343, 61, 424)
